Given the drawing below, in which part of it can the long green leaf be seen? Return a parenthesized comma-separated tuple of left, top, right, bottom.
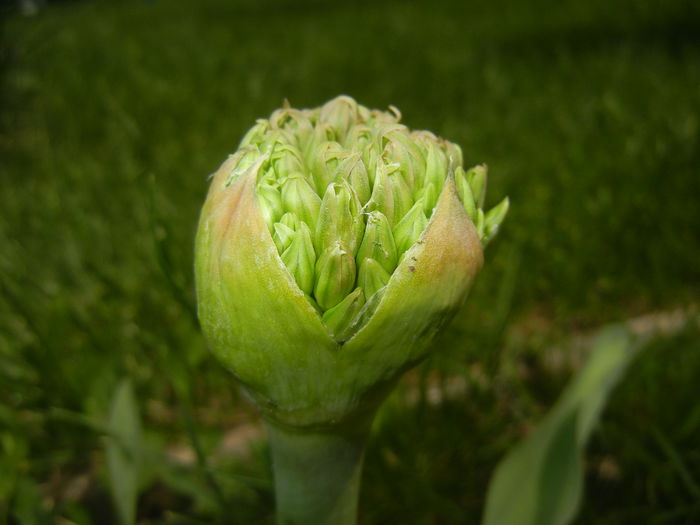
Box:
(106, 378, 142, 525)
(482, 326, 635, 525)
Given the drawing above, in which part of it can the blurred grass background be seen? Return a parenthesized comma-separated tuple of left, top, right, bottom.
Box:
(1, 0, 699, 523)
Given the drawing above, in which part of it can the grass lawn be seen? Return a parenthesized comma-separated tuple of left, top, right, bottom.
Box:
(1, 0, 699, 523)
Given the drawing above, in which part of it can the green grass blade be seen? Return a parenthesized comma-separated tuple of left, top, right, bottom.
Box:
(106, 379, 143, 525)
(482, 326, 635, 525)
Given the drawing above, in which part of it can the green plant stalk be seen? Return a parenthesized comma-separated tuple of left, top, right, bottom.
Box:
(266, 418, 373, 525)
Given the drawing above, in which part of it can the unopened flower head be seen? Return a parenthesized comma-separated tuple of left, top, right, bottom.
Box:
(195, 96, 508, 427)
(225, 97, 506, 333)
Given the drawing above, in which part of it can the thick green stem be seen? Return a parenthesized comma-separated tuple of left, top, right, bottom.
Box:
(266, 419, 372, 525)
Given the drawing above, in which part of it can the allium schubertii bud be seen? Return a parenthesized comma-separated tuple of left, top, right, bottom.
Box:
(196, 96, 508, 428)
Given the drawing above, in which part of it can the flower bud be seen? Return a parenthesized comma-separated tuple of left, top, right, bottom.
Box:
(357, 257, 391, 300)
(393, 198, 429, 255)
(272, 212, 301, 254)
(310, 141, 346, 193)
(195, 95, 505, 428)
(321, 287, 366, 341)
(455, 166, 477, 222)
(224, 146, 262, 187)
(364, 161, 395, 223)
(314, 243, 357, 310)
(424, 140, 448, 191)
(273, 222, 295, 253)
(484, 197, 510, 245)
(280, 221, 316, 295)
(444, 140, 463, 167)
(382, 129, 425, 187)
(387, 169, 414, 225)
(475, 208, 485, 239)
(257, 181, 284, 231)
(336, 153, 371, 206)
(270, 143, 305, 178)
(417, 182, 438, 216)
(356, 211, 397, 275)
(269, 108, 314, 148)
(315, 181, 364, 256)
(319, 95, 359, 143)
(466, 164, 488, 208)
(280, 211, 300, 229)
(239, 120, 269, 148)
(280, 172, 321, 229)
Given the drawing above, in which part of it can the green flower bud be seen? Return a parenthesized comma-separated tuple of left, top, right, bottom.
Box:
(417, 182, 438, 217)
(466, 164, 488, 208)
(361, 143, 380, 187)
(314, 243, 357, 310)
(280, 221, 316, 295)
(484, 197, 510, 245)
(280, 172, 321, 229)
(382, 129, 425, 187)
(475, 207, 485, 240)
(356, 211, 398, 275)
(239, 120, 269, 148)
(269, 107, 314, 149)
(273, 222, 295, 253)
(195, 95, 506, 428)
(321, 287, 365, 341)
(270, 143, 305, 178)
(393, 198, 429, 255)
(357, 257, 391, 300)
(256, 182, 284, 231)
(336, 153, 371, 206)
(424, 140, 448, 191)
(310, 141, 345, 194)
(272, 213, 300, 254)
(387, 169, 414, 225)
(455, 166, 478, 222)
(319, 95, 359, 143)
(444, 140, 463, 167)
(315, 181, 364, 256)
(280, 211, 300, 229)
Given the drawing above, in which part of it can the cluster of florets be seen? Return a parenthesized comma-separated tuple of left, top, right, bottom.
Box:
(223, 96, 507, 338)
